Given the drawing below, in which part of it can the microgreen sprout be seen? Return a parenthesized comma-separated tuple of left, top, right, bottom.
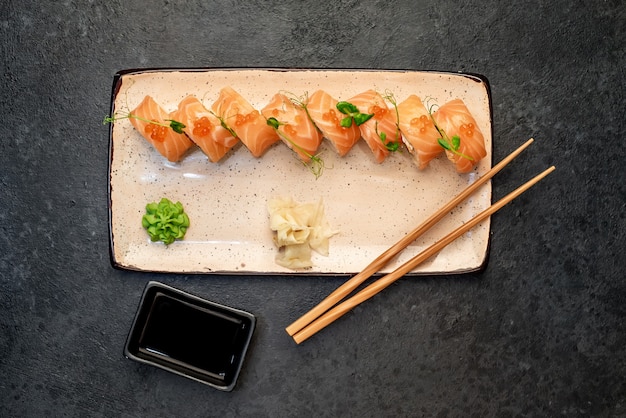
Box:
(285, 91, 324, 135)
(380, 90, 402, 152)
(210, 111, 239, 138)
(266, 117, 325, 179)
(284, 90, 309, 109)
(335, 101, 374, 128)
(103, 113, 186, 134)
(426, 101, 474, 161)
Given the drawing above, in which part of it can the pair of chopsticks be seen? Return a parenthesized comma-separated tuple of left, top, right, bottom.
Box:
(286, 138, 555, 344)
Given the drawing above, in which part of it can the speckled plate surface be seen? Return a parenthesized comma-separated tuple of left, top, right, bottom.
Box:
(108, 68, 493, 275)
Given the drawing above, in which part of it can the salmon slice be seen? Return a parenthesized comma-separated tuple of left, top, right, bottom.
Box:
(211, 87, 279, 158)
(129, 95, 194, 162)
(170, 96, 238, 163)
(306, 90, 361, 157)
(261, 93, 323, 161)
(346, 90, 400, 163)
(432, 99, 487, 173)
(397, 95, 443, 169)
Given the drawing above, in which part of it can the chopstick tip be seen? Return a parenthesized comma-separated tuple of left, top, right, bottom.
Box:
(292, 332, 305, 345)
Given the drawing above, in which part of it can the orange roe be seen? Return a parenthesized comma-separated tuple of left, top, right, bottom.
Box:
(410, 114, 432, 134)
(145, 120, 167, 142)
(322, 109, 344, 128)
(460, 123, 474, 137)
(284, 124, 297, 136)
(369, 105, 388, 119)
(235, 111, 257, 126)
(192, 116, 212, 137)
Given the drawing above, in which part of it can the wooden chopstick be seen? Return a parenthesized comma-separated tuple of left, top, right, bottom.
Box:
(291, 165, 555, 344)
(285, 138, 535, 337)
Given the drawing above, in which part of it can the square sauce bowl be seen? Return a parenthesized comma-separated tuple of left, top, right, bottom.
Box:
(124, 281, 256, 391)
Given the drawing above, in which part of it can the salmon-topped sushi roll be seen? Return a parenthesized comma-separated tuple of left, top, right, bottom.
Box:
(170, 96, 239, 163)
(345, 90, 400, 163)
(306, 90, 361, 157)
(432, 99, 487, 173)
(261, 93, 323, 161)
(397, 95, 442, 170)
(129, 95, 194, 162)
(211, 87, 279, 158)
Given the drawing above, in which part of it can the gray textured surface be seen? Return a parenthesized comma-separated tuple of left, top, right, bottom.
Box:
(1, 0, 625, 416)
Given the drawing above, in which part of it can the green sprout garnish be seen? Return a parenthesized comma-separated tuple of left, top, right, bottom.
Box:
(141, 198, 190, 245)
(167, 119, 186, 134)
(336, 101, 374, 127)
(380, 90, 402, 152)
(103, 113, 186, 134)
(438, 135, 461, 152)
(426, 102, 474, 161)
(266, 116, 282, 130)
(285, 91, 324, 136)
(376, 122, 401, 152)
(211, 111, 239, 138)
(266, 117, 325, 179)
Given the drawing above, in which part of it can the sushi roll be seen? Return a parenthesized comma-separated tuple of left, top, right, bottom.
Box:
(261, 93, 323, 161)
(305, 90, 361, 157)
(397, 95, 442, 170)
(345, 90, 400, 163)
(432, 99, 487, 173)
(129, 95, 195, 162)
(170, 95, 239, 163)
(211, 87, 280, 158)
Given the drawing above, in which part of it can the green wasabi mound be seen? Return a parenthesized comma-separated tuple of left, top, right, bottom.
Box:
(141, 198, 190, 245)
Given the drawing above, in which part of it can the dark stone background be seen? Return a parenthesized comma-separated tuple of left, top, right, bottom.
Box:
(1, 0, 624, 416)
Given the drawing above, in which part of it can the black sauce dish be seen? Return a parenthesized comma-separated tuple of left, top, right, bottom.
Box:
(124, 281, 256, 391)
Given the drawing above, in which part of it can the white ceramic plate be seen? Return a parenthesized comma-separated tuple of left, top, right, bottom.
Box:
(108, 68, 492, 275)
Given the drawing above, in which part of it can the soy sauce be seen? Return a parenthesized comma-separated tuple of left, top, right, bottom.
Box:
(137, 292, 250, 384)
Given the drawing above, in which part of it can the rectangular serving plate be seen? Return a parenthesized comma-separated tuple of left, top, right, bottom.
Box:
(108, 68, 493, 275)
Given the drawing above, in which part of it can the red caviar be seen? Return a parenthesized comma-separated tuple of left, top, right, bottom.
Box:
(322, 109, 344, 128)
(144, 120, 167, 142)
(192, 116, 212, 137)
(460, 122, 474, 138)
(235, 111, 257, 126)
(410, 114, 431, 134)
(284, 124, 297, 136)
(369, 105, 388, 119)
